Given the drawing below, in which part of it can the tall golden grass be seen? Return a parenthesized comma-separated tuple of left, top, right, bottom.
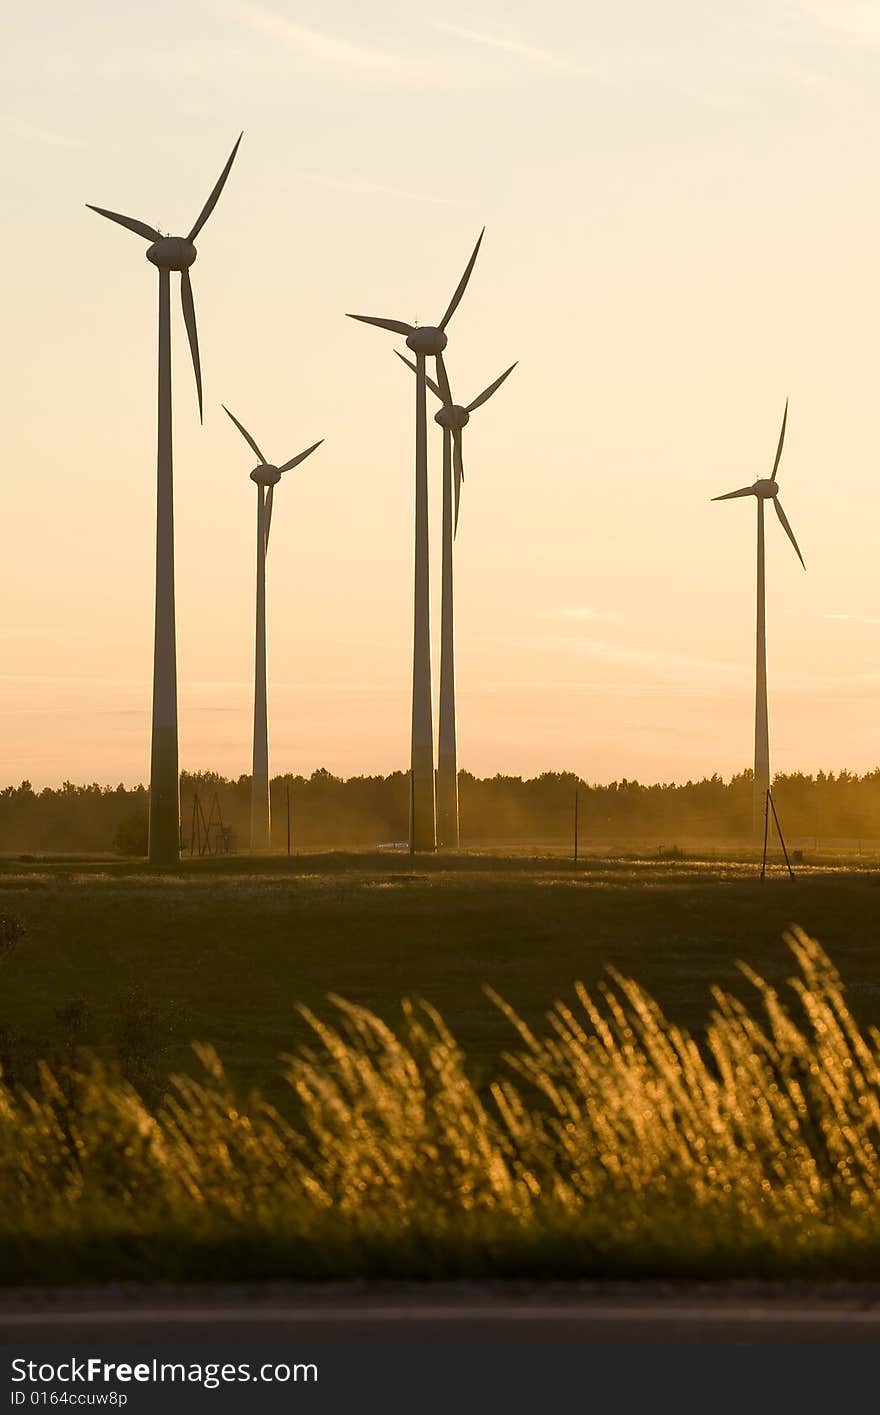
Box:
(3, 928, 880, 1280)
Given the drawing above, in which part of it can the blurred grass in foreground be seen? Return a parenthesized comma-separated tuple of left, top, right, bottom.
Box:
(5, 928, 880, 1284)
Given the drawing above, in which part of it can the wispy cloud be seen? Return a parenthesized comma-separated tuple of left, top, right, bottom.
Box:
(433, 20, 593, 76)
(0, 673, 143, 689)
(482, 632, 744, 681)
(42, 38, 268, 89)
(240, 5, 459, 86)
(767, 56, 839, 91)
(0, 115, 84, 149)
(290, 169, 456, 206)
(825, 612, 880, 625)
(0, 674, 394, 696)
(785, 0, 880, 49)
(555, 636, 745, 679)
(531, 606, 628, 624)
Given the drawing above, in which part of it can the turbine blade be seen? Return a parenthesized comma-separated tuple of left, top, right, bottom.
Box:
(222, 405, 265, 463)
(466, 361, 517, 413)
(179, 268, 203, 423)
(435, 351, 453, 407)
(771, 397, 788, 481)
(265, 485, 274, 547)
(85, 205, 160, 242)
(711, 486, 754, 501)
(345, 313, 414, 337)
(453, 427, 465, 535)
(439, 228, 485, 331)
(278, 439, 324, 474)
(187, 132, 243, 242)
(394, 350, 442, 399)
(774, 497, 805, 569)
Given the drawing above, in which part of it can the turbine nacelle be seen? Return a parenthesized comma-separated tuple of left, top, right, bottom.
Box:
(250, 465, 282, 487)
(395, 348, 517, 536)
(146, 237, 197, 271)
(435, 404, 469, 431)
(223, 406, 323, 548)
(88, 133, 243, 424)
(346, 230, 485, 359)
(754, 477, 778, 500)
(406, 326, 448, 356)
(711, 400, 805, 570)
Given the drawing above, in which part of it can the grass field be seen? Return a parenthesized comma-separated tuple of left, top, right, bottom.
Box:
(4, 850, 880, 1284)
(2, 848, 879, 1096)
(4, 897, 880, 1283)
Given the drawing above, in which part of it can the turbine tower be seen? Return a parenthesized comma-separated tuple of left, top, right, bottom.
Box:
(346, 231, 485, 852)
(223, 406, 323, 852)
(88, 134, 243, 867)
(397, 353, 516, 848)
(712, 400, 805, 833)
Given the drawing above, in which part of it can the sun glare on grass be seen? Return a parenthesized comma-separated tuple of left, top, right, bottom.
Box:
(2, 930, 880, 1280)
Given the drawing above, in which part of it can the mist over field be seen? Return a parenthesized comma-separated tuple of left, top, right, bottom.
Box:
(1, 767, 878, 854)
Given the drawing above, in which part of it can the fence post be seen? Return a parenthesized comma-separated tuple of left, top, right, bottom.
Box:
(768, 791, 795, 880)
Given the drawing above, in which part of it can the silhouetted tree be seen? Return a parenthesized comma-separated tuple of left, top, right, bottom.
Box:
(0, 767, 878, 854)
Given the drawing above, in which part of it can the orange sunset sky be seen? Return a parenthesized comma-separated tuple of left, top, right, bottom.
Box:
(3, 0, 880, 787)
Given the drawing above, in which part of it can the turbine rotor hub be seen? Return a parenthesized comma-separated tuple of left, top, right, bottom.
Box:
(406, 326, 448, 355)
(147, 236, 198, 271)
(435, 405, 469, 430)
(250, 465, 281, 487)
(755, 478, 778, 499)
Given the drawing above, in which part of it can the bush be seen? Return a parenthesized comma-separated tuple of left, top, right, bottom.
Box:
(112, 810, 148, 856)
(110, 985, 183, 1099)
(0, 915, 24, 962)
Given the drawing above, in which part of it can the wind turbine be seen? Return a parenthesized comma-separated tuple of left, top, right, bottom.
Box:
(346, 230, 485, 852)
(88, 133, 243, 867)
(223, 406, 323, 852)
(396, 352, 516, 848)
(712, 399, 805, 833)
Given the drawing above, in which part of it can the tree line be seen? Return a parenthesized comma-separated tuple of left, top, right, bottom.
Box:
(0, 768, 878, 854)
